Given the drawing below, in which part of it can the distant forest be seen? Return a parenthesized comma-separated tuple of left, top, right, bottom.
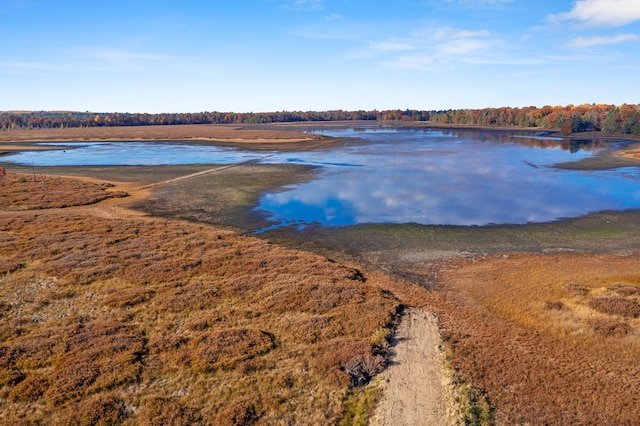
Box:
(2, 104, 640, 136)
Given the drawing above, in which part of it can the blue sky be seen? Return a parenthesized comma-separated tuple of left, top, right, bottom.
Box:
(1, 0, 639, 113)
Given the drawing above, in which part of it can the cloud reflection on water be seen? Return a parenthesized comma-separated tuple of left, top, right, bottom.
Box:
(4, 128, 639, 227)
(258, 128, 640, 227)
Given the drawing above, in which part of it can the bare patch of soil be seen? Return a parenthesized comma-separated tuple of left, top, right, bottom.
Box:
(370, 308, 462, 426)
(621, 145, 640, 161)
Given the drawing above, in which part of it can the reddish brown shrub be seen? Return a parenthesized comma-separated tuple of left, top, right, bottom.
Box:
(0, 365, 24, 387)
(286, 315, 337, 344)
(12, 328, 66, 369)
(0, 259, 25, 275)
(312, 338, 373, 386)
(0, 174, 128, 210)
(609, 284, 640, 297)
(8, 375, 49, 402)
(148, 333, 189, 354)
(45, 361, 100, 406)
(436, 253, 640, 424)
(565, 283, 590, 297)
(216, 398, 259, 426)
(589, 318, 631, 337)
(44, 322, 145, 405)
(544, 301, 566, 311)
(191, 328, 274, 372)
(103, 287, 154, 308)
(41, 289, 76, 300)
(588, 297, 640, 318)
(1, 208, 400, 424)
(54, 394, 127, 426)
(155, 279, 221, 312)
(137, 397, 200, 426)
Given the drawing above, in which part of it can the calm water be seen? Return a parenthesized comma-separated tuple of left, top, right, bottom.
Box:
(258, 128, 640, 226)
(4, 128, 640, 227)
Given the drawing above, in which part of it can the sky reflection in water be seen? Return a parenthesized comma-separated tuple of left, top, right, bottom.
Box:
(258, 128, 640, 226)
(4, 128, 640, 227)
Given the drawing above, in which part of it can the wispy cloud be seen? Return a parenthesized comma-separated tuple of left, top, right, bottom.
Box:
(550, 0, 640, 27)
(72, 48, 179, 64)
(433, 28, 493, 55)
(325, 13, 343, 21)
(568, 33, 640, 47)
(281, 0, 324, 12)
(365, 28, 499, 70)
(1, 48, 184, 75)
(0, 61, 64, 72)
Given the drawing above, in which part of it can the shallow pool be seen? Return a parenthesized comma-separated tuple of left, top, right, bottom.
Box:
(4, 127, 639, 227)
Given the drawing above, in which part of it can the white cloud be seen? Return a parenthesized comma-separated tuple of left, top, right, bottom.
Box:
(366, 28, 498, 70)
(568, 33, 640, 47)
(432, 29, 493, 56)
(550, 0, 640, 27)
(281, 0, 324, 11)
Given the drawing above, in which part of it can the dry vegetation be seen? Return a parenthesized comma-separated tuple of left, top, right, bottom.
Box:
(0, 124, 331, 150)
(0, 173, 128, 210)
(0, 175, 402, 425)
(420, 253, 640, 424)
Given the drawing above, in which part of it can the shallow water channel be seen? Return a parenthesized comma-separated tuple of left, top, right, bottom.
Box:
(5, 127, 640, 227)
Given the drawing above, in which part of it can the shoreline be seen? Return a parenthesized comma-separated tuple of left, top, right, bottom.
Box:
(1, 121, 639, 166)
(0, 123, 328, 150)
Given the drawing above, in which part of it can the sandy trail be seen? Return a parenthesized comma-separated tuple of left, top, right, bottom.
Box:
(138, 158, 268, 190)
(370, 308, 461, 426)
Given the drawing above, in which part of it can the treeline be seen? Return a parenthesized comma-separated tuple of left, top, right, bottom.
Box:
(0, 110, 426, 130)
(2, 104, 639, 135)
(429, 104, 640, 135)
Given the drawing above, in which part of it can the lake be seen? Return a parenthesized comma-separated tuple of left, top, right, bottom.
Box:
(4, 127, 640, 227)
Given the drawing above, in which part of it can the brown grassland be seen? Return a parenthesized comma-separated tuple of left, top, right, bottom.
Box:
(428, 253, 640, 424)
(0, 124, 339, 152)
(0, 174, 403, 425)
(2, 124, 640, 425)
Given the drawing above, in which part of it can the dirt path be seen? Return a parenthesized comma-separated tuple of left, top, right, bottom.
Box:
(138, 159, 268, 190)
(370, 308, 462, 426)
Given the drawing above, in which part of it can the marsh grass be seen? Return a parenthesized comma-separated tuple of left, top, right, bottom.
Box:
(431, 252, 640, 424)
(0, 173, 127, 210)
(0, 177, 400, 425)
